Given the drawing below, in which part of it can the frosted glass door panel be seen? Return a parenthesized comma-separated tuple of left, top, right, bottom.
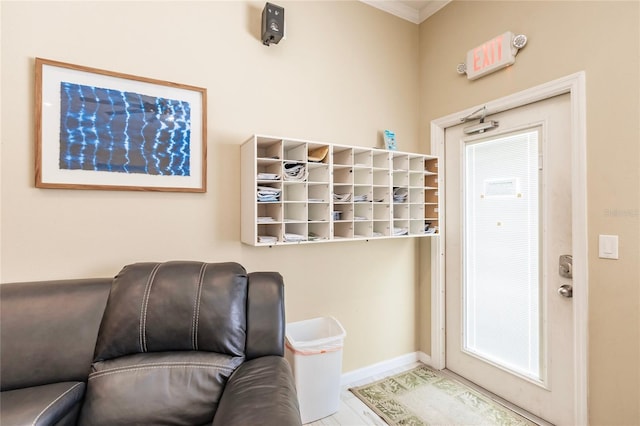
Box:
(463, 130, 541, 380)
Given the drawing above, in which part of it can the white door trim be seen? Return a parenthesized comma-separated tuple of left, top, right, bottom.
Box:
(428, 72, 588, 425)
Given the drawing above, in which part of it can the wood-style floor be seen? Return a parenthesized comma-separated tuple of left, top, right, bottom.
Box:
(305, 362, 422, 426)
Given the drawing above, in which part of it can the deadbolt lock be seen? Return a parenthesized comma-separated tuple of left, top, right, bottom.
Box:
(559, 254, 573, 279)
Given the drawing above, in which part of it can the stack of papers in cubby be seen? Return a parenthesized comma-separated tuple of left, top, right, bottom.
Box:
(257, 186, 281, 202)
(258, 235, 278, 244)
(257, 173, 279, 180)
(333, 192, 352, 202)
(393, 227, 409, 236)
(393, 187, 408, 203)
(283, 162, 307, 181)
(353, 194, 368, 202)
(284, 233, 306, 242)
(257, 216, 276, 223)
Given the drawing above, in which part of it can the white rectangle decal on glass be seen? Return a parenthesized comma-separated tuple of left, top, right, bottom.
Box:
(484, 178, 519, 198)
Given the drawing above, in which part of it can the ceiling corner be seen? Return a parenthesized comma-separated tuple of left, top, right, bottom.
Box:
(360, 0, 421, 24)
(418, 0, 451, 23)
(360, 0, 451, 24)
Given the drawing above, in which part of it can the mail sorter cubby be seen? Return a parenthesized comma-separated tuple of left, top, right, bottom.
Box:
(241, 135, 440, 246)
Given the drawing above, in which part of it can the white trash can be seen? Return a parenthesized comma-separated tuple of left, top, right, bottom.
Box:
(285, 316, 346, 424)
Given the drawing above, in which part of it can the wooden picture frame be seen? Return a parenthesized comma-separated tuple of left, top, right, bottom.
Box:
(35, 58, 207, 192)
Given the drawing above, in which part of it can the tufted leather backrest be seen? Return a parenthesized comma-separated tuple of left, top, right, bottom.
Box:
(93, 261, 248, 361)
(245, 271, 286, 359)
(0, 278, 111, 391)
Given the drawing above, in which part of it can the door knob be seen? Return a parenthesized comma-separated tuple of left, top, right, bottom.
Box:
(558, 284, 573, 298)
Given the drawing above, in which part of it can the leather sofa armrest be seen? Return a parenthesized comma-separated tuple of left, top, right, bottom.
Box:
(212, 356, 302, 426)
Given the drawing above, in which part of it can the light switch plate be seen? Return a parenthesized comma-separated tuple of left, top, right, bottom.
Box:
(598, 234, 619, 259)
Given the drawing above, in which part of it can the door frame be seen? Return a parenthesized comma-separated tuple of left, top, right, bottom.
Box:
(428, 72, 588, 424)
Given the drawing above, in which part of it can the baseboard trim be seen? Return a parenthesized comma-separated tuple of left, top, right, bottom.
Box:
(341, 351, 432, 387)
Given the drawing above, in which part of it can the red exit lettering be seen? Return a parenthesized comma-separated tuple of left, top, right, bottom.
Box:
(465, 32, 518, 80)
(473, 35, 505, 72)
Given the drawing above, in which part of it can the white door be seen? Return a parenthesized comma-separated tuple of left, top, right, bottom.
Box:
(444, 94, 574, 425)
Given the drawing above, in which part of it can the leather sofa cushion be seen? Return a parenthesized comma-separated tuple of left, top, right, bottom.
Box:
(78, 351, 243, 425)
(0, 381, 85, 426)
(93, 261, 248, 361)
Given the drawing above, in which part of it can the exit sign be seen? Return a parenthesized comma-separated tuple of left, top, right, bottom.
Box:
(465, 32, 517, 80)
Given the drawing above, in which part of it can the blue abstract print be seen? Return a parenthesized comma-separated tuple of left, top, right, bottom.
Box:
(59, 82, 191, 176)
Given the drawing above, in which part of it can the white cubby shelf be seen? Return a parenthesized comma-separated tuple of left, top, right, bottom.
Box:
(241, 134, 440, 246)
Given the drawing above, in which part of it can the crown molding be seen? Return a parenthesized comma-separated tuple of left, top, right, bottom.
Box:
(419, 1, 450, 23)
(361, 0, 451, 24)
(361, 0, 420, 24)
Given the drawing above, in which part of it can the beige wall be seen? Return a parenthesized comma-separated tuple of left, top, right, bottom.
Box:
(0, 1, 421, 372)
(3, 1, 639, 423)
(418, 1, 640, 425)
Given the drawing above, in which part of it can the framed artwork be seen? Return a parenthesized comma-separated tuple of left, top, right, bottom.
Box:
(35, 58, 207, 192)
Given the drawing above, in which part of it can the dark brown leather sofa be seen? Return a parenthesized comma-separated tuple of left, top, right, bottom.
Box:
(0, 261, 302, 426)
